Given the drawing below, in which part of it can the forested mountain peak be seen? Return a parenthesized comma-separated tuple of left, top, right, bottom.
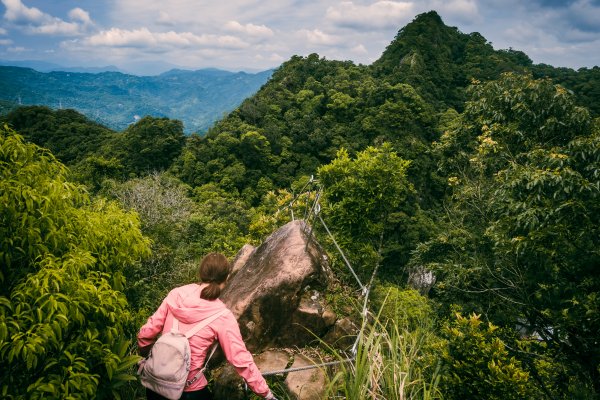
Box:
(373, 10, 465, 70)
(372, 10, 532, 110)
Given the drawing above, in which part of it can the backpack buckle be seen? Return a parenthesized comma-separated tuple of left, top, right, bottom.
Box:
(186, 367, 206, 386)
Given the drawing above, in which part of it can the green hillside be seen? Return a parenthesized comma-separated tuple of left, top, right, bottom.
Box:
(371, 10, 532, 109)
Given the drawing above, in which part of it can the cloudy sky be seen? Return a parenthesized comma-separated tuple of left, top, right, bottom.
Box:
(0, 0, 599, 75)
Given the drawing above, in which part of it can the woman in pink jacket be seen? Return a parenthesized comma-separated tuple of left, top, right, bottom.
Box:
(138, 253, 276, 400)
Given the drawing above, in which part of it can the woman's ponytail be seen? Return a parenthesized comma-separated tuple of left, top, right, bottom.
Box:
(199, 253, 230, 300)
(201, 281, 222, 300)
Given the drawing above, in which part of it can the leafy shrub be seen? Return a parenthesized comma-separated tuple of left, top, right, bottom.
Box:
(440, 313, 534, 400)
(0, 126, 151, 399)
(371, 284, 434, 330)
(326, 309, 442, 400)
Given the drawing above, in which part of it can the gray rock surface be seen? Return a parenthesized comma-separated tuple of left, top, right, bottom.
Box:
(230, 243, 255, 279)
(322, 317, 359, 351)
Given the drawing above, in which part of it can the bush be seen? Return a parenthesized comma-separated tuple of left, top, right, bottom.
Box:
(371, 284, 434, 330)
(440, 313, 534, 400)
(0, 126, 151, 399)
(326, 308, 442, 400)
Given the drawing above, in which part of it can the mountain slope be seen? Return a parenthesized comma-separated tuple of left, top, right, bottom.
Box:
(173, 11, 599, 205)
(372, 11, 533, 110)
(0, 66, 273, 133)
(372, 11, 600, 114)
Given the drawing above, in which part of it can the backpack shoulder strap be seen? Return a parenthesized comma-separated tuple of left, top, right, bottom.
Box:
(171, 316, 180, 333)
(185, 309, 227, 339)
(184, 309, 229, 387)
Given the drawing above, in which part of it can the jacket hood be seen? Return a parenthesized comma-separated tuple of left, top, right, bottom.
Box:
(165, 283, 227, 324)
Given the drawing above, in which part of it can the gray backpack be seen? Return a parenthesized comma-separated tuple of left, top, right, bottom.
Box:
(138, 309, 226, 399)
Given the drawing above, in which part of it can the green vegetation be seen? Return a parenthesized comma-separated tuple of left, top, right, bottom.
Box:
(326, 311, 442, 400)
(440, 314, 535, 400)
(412, 72, 600, 395)
(0, 126, 150, 398)
(1, 10, 599, 399)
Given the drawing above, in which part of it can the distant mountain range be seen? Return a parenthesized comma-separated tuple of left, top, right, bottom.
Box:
(0, 60, 126, 74)
(0, 64, 273, 133)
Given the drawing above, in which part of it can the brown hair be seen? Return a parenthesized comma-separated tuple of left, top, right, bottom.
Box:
(199, 253, 230, 300)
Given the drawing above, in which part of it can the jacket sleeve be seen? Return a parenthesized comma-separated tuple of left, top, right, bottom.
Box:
(217, 313, 270, 397)
(137, 296, 170, 349)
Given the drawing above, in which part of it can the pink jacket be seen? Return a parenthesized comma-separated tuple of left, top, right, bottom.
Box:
(137, 283, 270, 397)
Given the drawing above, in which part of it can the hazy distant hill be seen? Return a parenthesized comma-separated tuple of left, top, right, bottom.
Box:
(0, 66, 273, 133)
(0, 59, 125, 73)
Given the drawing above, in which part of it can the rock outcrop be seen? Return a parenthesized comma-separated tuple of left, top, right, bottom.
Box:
(230, 243, 255, 279)
(408, 265, 436, 295)
(213, 350, 328, 400)
(213, 220, 345, 399)
(221, 220, 332, 352)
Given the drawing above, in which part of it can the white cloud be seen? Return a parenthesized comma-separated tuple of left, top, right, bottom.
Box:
(1, 0, 93, 36)
(30, 20, 81, 35)
(224, 21, 274, 38)
(68, 8, 92, 25)
(7, 45, 25, 52)
(498, 2, 597, 47)
(561, 27, 599, 42)
(157, 11, 175, 26)
(2, 0, 597, 74)
(83, 27, 248, 49)
(326, 1, 414, 29)
(0, 38, 13, 45)
(429, 0, 480, 23)
(299, 28, 341, 46)
(2, 0, 45, 23)
(108, 0, 294, 29)
(268, 53, 285, 62)
(350, 44, 368, 54)
(255, 52, 285, 63)
(568, 0, 600, 33)
(504, 23, 543, 44)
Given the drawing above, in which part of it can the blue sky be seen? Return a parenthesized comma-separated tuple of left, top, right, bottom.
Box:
(1, 0, 599, 75)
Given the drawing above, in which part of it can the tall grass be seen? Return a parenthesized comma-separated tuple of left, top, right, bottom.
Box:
(325, 311, 442, 399)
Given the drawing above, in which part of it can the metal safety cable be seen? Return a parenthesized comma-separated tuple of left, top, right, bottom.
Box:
(258, 182, 382, 378)
(316, 211, 365, 293)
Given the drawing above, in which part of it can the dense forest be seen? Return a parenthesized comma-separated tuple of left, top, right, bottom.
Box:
(1, 11, 599, 399)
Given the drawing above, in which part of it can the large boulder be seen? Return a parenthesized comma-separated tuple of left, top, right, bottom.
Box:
(221, 220, 332, 352)
(322, 317, 359, 351)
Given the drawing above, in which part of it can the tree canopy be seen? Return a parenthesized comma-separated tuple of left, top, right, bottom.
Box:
(411, 73, 600, 394)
